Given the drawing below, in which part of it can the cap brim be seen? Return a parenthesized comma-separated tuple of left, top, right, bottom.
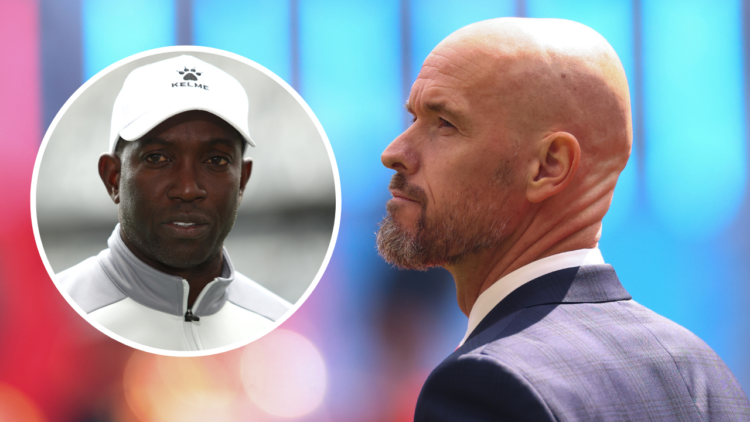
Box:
(118, 100, 255, 150)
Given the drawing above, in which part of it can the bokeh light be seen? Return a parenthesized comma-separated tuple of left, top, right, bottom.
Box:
(241, 329, 327, 418)
(123, 351, 243, 421)
(0, 382, 47, 422)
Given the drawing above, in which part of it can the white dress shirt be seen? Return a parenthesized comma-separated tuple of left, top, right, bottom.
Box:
(458, 248, 605, 347)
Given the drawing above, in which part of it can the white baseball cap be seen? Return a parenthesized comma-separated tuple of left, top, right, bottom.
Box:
(110, 54, 255, 153)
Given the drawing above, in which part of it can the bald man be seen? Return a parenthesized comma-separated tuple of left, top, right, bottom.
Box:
(377, 18, 749, 421)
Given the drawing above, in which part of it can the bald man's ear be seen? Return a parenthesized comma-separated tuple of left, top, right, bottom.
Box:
(526, 132, 580, 203)
(98, 153, 122, 204)
(238, 158, 253, 199)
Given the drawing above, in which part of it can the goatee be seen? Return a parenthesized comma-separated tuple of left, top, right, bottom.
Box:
(376, 171, 513, 270)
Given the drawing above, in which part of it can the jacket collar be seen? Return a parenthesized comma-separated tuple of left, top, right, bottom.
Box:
(464, 265, 631, 345)
(97, 224, 234, 317)
(460, 248, 604, 347)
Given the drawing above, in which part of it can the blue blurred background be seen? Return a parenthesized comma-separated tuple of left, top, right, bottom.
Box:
(0, 0, 748, 420)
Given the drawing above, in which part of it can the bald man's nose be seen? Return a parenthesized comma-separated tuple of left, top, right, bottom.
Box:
(381, 132, 418, 175)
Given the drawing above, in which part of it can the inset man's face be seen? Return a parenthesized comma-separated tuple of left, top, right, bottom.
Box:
(113, 110, 250, 270)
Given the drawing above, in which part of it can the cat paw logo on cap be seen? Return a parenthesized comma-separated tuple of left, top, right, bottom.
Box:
(172, 66, 208, 90)
(177, 67, 202, 81)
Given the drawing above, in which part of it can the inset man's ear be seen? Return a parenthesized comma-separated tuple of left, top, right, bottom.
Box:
(238, 157, 253, 198)
(98, 153, 122, 204)
(526, 131, 581, 203)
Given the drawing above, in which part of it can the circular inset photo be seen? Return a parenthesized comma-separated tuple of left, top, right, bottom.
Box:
(31, 46, 340, 356)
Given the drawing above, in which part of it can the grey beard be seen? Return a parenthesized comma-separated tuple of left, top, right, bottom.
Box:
(377, 160, 514, 270)
(376, 214, 427, 270)
(376, 202, 511, 271)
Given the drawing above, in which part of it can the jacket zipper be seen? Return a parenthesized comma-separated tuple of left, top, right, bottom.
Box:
(181, 278, 220, 350)
(184, 308, 200, 322)
(182, 280, 200, 351)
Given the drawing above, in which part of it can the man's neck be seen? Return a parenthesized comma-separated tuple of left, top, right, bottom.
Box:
(169, 257, 225, 308)
(446, 222, 601, 317)
(119, 232, 225, 308)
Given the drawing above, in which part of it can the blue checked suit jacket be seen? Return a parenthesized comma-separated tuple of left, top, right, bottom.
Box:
(414, 265, 750, 421)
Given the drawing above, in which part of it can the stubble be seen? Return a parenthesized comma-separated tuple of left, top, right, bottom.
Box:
(376, 164, 513, 270)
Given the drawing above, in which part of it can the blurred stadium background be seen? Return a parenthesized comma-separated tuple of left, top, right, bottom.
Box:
(1, 0, 749, 421)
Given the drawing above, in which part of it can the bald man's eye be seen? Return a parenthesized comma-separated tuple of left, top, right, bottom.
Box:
(207, 156, 229, 166)
(145, 154, 168, 163)
(438, 117, 455, 128)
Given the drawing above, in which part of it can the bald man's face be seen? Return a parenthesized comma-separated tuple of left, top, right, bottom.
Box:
(377, 46, 528, 269)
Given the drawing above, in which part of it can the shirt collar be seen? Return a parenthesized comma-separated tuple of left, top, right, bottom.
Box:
(458, 247, 605, 347)
(97, 224, 235, 317)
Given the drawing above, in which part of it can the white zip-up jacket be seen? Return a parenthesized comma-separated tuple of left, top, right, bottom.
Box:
(57, 225, 291, 352)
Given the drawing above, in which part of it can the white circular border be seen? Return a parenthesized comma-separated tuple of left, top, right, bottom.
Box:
(30, 45, 342, 357)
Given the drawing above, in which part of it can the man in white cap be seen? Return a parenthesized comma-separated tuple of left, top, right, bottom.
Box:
(58, 55, 291, 352)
